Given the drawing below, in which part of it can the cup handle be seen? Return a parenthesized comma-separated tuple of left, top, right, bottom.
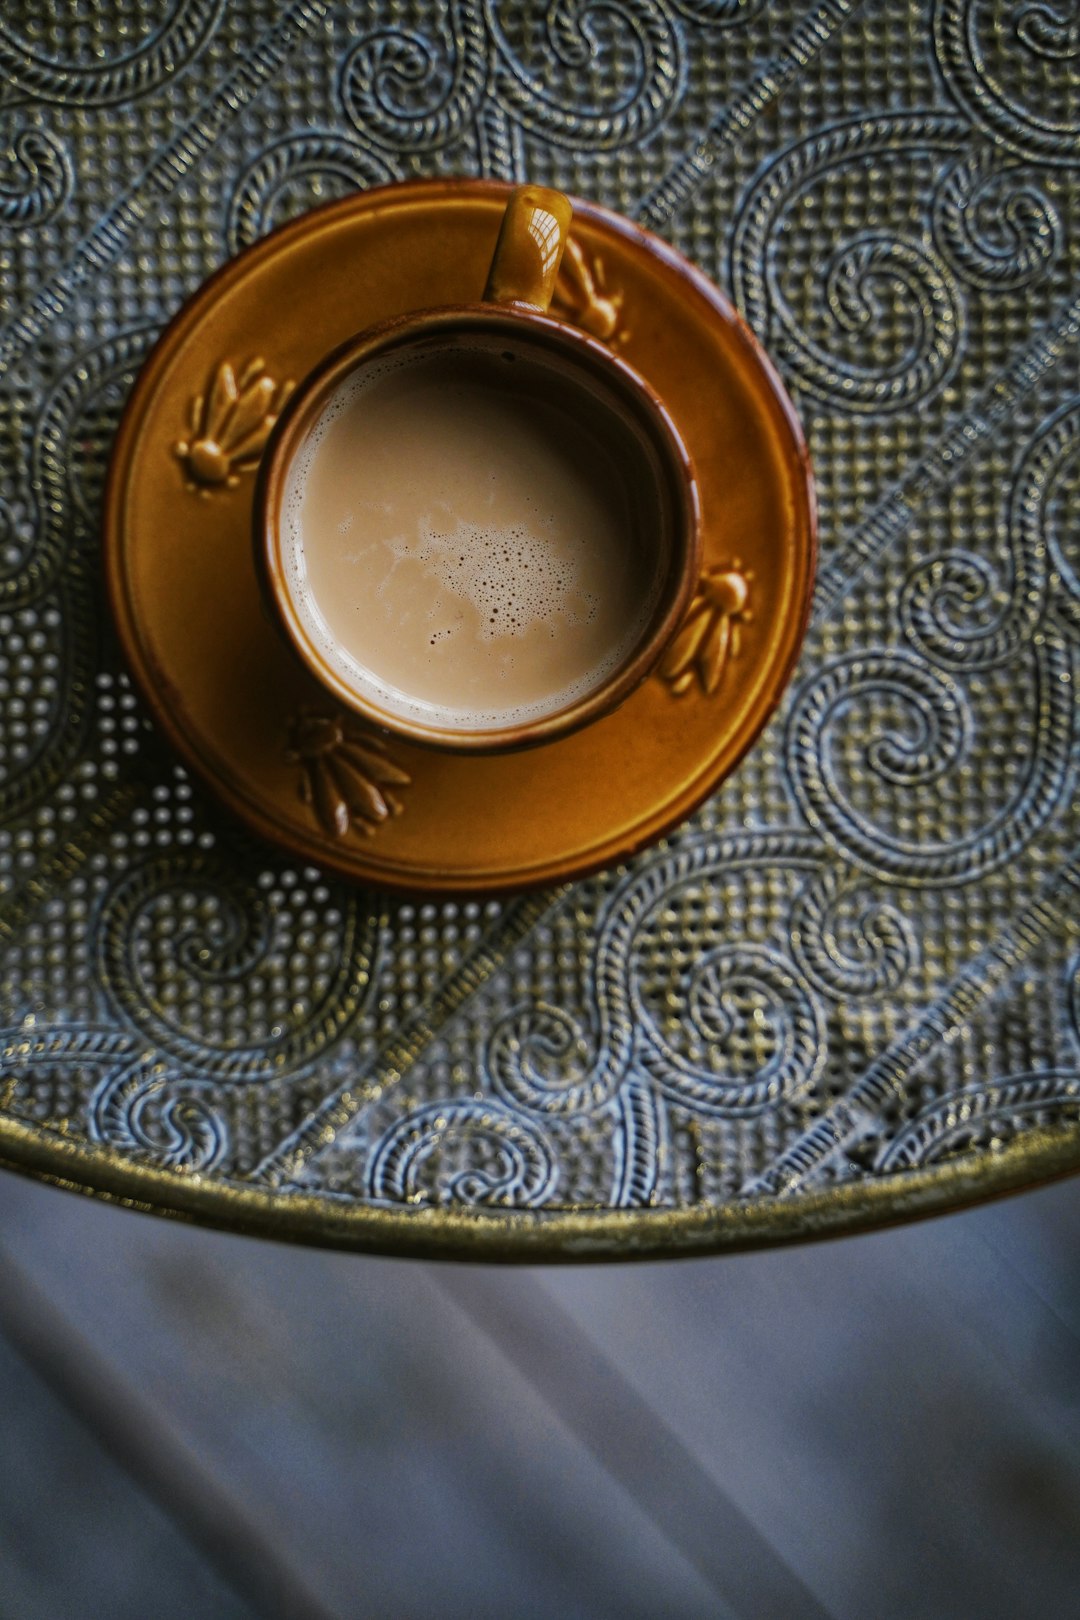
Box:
(482, 185, 573, 313)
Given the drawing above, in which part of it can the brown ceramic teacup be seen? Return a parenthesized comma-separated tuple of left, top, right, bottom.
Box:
(255, 185, 701, 754)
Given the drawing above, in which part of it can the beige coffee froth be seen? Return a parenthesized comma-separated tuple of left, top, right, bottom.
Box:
(282, 340, 662, 731)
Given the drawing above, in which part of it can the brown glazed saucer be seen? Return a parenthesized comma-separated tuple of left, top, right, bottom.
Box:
(104, 179, 816, 893)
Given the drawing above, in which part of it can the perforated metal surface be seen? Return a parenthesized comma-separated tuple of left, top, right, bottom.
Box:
(0, 0, 1078, 1254)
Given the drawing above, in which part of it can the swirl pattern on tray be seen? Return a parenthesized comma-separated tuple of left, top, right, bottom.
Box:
(0, 121, 73, 225)
(933, 0, 1080, 164)
(0, 0, 226, 107)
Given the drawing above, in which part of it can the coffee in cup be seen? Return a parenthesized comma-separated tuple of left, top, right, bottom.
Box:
(281, 333, 671, 734)
(256, 186, 700, 753)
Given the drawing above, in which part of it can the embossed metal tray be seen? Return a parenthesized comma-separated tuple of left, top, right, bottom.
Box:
(0, 0, 1077, 1258)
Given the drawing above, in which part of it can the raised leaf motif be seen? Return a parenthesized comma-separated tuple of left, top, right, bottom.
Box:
(552, 238, 626, 342)
(286, 711, 410, 840)
(175, 356, 292, 493)
(659, 561, 754, 697)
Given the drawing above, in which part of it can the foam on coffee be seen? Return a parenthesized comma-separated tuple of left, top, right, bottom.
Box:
(281, 336, 666, 732)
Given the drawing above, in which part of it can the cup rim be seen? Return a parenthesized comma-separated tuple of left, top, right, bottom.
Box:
(254, 304, 702, 754)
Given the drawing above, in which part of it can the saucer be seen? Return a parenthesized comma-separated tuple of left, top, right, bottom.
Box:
(104, 179, 815, 893)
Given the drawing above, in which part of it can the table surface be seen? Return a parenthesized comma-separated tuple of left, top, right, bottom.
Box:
(0, 0, 1078, 1258)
